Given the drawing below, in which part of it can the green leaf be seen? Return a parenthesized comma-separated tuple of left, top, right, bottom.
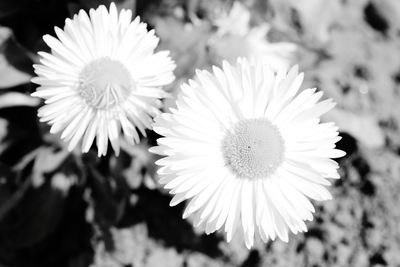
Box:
(31, 147, 70, 187)
(0, 92, 39, 109)
(0, 26, 33, 89)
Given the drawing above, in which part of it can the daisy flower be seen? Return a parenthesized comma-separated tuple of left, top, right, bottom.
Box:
(209, 26, 297, 72)
(32, 3, 175, 156)
(209, 1, 297, 71)
(151, 59, 345, 248)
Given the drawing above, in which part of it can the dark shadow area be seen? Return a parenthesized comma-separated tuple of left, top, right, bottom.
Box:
(0, 183, 92, 267)
(119, 187, 224, 258)
(363, 2, 389, 35)
(240, 250, 261, 267)
(0, 106, 42, 166)
(336, 132, 358, 158)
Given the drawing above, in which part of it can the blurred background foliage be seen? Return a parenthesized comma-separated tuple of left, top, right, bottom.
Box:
(1, 0, 400, 266)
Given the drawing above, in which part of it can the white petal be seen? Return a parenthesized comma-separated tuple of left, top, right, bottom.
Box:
(32, 4, 175, 157)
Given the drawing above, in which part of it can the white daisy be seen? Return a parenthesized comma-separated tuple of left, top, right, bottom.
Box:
(214, 1, 251, 37)
(209, 1, 297, 71)
(32, 3, 175, 156)
(151, 59, 345, 248)
(209, 26, 297, 72)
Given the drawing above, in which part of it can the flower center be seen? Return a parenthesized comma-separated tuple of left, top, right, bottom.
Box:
(78, 57, 133, 109)
(222, 118, 284, 179)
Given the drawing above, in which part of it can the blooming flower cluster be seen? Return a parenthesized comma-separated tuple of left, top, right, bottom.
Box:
(32, 3, 344, 248)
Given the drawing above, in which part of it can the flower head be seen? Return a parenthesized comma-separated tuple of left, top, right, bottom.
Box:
(214, 1, 251, 37)
(209, 2, 297, 71)
(32, 3, 175, 156)
(151, 59, 345, 248)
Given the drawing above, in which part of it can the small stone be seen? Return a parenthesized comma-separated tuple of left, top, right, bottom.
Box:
(324, 109, 385, 149)
(145, 247, 184, 267)
(186, 253, 225, 267)
(306, 237, 325, 260)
